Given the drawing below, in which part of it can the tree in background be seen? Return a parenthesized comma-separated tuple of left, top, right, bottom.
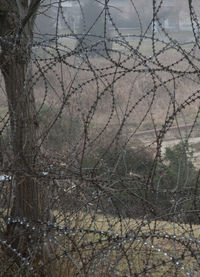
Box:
(76, 0, 111, 56)
(163, 142, 196, 191)
(34, 0, 56, 43)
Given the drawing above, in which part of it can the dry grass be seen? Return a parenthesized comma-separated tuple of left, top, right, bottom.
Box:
(51, 210, 200, 276)
(1, 207, 199, 276)
(1, 45, 199, 136)
(1, 35, 200, 276)
(31, 49, 200, 129)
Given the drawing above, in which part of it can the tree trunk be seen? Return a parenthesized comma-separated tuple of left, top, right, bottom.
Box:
(1, 45, 43, 248)
(0, 1, 45, 254)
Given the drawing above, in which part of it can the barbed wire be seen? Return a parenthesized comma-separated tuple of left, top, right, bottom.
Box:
(1, 0, 200, 276)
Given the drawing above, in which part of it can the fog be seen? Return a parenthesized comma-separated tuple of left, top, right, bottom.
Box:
(34, 0, 200, 42)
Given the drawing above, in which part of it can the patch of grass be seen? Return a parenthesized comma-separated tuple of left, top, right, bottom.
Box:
(53, 211, 200, 276)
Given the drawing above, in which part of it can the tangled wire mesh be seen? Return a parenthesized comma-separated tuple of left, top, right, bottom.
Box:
(0, 0, 200, 276)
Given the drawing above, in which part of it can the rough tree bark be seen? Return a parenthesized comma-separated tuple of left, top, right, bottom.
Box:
(0, 0, 46, 254)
